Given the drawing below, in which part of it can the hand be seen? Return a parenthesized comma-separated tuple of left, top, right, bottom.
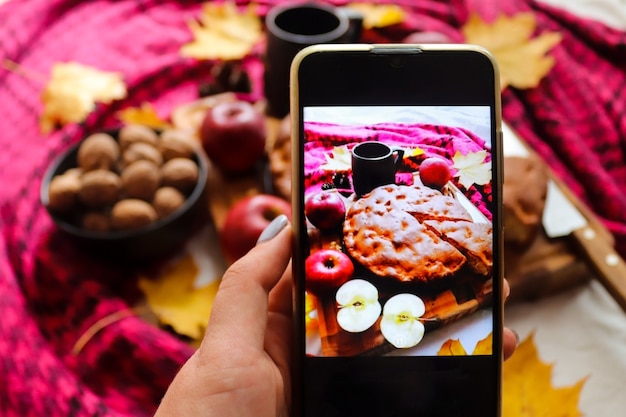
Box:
(154, 215, 518, 417)
(155, 215, 293, 417)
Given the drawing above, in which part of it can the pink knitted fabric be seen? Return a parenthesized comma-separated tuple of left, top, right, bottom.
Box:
(0, 0, 624, 415)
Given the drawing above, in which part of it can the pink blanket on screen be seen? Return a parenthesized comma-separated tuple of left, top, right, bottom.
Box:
(303, 121, 493, 219)
(0, 0, 624, 415)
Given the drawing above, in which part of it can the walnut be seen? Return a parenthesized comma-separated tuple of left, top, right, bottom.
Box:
(82, 211, 111, 232)
(77, 133, 120, 171)
(121, 160, 160, 201)
(110, 199, 158, 230)
(122, 142, 163, 167)
(159, 129, 197, 161)
(118, 124, 159, 150)
(161, 158, 199, 193)
(47, 171, 82, 212)
(79, 169, 121, 207)
(153, 186, 186, 218)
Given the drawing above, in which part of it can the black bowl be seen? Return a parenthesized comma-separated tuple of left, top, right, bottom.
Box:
(40, 129, 209, 263)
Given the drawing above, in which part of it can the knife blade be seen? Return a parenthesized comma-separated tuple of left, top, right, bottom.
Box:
(542, 176, 626, 312)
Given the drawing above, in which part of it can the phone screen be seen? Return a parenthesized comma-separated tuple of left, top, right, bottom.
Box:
(292, 45, 503, 417)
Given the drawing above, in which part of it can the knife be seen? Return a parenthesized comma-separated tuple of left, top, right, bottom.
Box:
(542, 178, 626, 312)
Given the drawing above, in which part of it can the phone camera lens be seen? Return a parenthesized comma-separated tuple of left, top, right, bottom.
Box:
(389, 56, 405, 69)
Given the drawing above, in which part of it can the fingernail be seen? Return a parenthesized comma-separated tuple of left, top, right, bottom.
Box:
(257, 215, 289, 244)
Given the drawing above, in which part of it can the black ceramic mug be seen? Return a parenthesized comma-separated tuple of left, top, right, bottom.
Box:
(351, 142, 405, 197)
(263, 2, 362, 119)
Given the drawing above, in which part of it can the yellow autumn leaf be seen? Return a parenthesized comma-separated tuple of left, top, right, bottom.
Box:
(437, 332, 492, 355)
(138, 254, 220, 340)
(40, 62, 127, 133)
(438, 338, 467, 355)
(452, 149, 491, 189)
(346, 3, 405, 29)
(320, 145, 352, 171)
(305, 292, 319, 334)
(473, 333, 493, 355)
(462, 12, 562, 89)
(406, 147, 425, 158)
(117, 102, 172, 130)
(180, 1, 262, 60)
(503, 333, 587, 417)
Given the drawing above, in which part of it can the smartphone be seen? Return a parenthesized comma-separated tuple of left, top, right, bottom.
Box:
(290, 44, 503, 417)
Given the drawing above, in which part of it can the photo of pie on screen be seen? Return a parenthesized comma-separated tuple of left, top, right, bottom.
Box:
(301, 106, 495, 357)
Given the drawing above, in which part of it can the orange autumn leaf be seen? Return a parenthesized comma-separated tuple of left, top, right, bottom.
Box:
(437, 332, 492, 355)
(40, 62, 127, 133)
(180, 1, 262, 60)
(138, 254, 220, 340)
(503, 333, 587, 417)
(117, 102, 172, 130)
(346, 3, 405, 29)
(462, 12, 562, 90)
(438, 338, 467, 355)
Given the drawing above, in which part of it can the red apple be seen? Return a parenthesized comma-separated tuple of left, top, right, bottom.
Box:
(305, 249, 354, 294)
(304, 190, 346, 231)
(220, 194, 291, 263)
(402, 31, 454, 44)
(200, 100, 267, 175)
(419, 157, 452, 189)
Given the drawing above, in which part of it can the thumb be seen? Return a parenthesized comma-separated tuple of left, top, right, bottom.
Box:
(202, 215, 292, 354)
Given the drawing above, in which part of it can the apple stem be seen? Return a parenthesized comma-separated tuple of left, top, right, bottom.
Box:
(419, 317, 440, 322)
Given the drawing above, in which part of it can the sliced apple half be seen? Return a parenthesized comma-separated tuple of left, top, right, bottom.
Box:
(380, 293, 426, 349)
(335, 279, 382, 333)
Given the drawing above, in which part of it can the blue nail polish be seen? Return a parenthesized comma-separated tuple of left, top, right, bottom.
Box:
(257, 214, 289, 244)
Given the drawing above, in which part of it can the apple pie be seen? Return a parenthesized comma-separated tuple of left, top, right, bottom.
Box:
(343, 184, 492, 282)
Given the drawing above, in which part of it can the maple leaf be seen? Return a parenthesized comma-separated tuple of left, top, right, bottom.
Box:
(40, 62, 127, 133)
(503, 333, 587, 417)
(452, 149, 491, 189)
(138, 254, 220, 340)
(320, 145, 352, 171)
(117, 102, 172, 130)
(437, 332, 492, 355)
(180, 1, 262, 60)
(346, 3, 405, 29)
(406, 147, 425, 158)
(462, 12, 562, 89)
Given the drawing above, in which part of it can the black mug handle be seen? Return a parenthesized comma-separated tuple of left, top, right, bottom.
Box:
(337, 7, 364, 43)
(392, 147, 405, 168)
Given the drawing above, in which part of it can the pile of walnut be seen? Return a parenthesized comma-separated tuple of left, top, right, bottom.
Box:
(47, 124, 201, 231)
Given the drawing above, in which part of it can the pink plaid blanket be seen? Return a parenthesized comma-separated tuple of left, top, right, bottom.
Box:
(0, 0, 624, 415)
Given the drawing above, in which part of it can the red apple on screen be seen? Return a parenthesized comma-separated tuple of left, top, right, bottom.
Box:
(220, 194, 291, 263)
(419, 157, 452, 189)
(305, 249, 354, 294)
(200, 100, 267, 175)
(304, 190, 346, 231)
